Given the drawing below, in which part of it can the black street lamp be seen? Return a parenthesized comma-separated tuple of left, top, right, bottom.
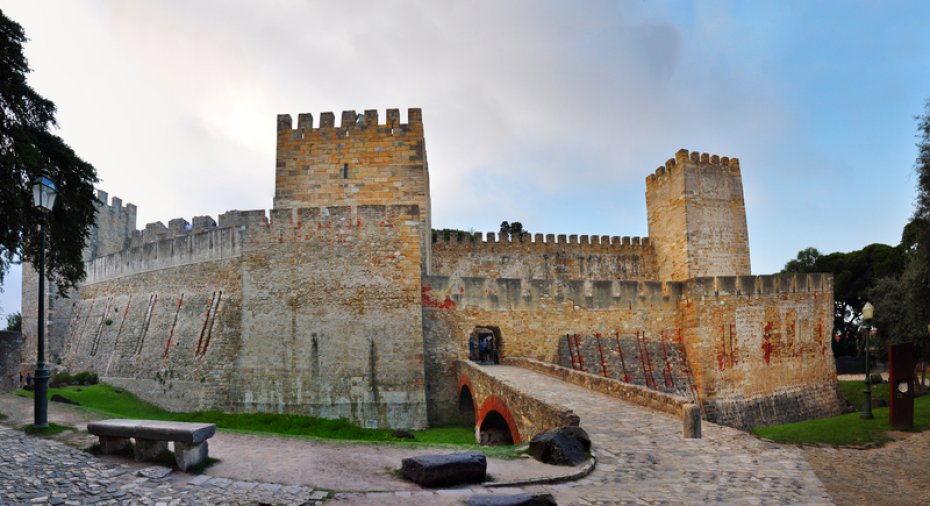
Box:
(860, 301, 875, 420)
(32, 173, 57, 429)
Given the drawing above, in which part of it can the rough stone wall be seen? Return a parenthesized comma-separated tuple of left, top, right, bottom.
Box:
(275, 109, 431, 272)
(679, 274, 842, 429)
(431, 233, 657, 281)
(0, 331, 23, 392)
(423, 272, 840, 430)
(421, 275, 681, 425)
(231, 205, 427, 429)
(646, 149, 750, 281)
(54, 204, 428, 429)
(59, 225, 246, 411)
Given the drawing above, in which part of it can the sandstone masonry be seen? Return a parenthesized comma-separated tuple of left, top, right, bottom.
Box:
(21, 108, 842, 431)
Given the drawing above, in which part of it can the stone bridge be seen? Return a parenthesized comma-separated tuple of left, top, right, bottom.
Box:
(456, 357, 694, 445)
(454, 359, 833, 504)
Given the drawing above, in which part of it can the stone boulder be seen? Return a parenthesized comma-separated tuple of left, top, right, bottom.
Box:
(401, 451, 486, 487)
(528, 426, 590, 466)
(467, 493, 558, 506)
(50, 394, 79, 406)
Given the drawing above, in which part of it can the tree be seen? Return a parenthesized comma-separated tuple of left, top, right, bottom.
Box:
(0, 9, 98, 292)
(896, 99, 930, 380)
(782, 243, 905, 358)
(499, 221, 528, 241)
(4, 311, 20, 331)
(782, 247, 821, 273)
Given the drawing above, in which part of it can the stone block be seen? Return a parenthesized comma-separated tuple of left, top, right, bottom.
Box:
(134, 439, 168, 461)
(98, 436, 130, 454)
(401, 451, 486, 488)
(682, 403, 701, 439)
(174, 441, 209, 472)
(467, 494, 558, 506)
(528, 427, 589, 466)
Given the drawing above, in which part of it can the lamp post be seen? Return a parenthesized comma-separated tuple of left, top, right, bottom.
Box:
(861, 301, 875, 420)
(32, 173, 57, 429)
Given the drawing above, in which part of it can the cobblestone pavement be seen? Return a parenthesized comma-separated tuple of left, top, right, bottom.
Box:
(1, 366, 838, 505)
(467, 365, 835, 506)
(0, 427, 328, 506)
(802, 430, 930, 506)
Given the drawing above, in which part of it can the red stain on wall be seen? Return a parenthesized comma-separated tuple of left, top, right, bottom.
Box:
(762, 321, 774, 365)
(421, 285, 457, 309)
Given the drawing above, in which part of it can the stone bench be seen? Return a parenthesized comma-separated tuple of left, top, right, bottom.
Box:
(87, 419, 216, 471)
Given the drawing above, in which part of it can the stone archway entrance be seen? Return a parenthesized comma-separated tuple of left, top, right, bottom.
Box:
(468, 326, 502, 364)
(479, 410, 515, 445)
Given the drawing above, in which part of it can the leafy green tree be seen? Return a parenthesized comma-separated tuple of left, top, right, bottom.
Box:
(499, 221, 528, 241)
(782, 243, 905, 357)
(0, 9, 98, 292)
(4, 311, 20, 331)
(782, 247, 821, 273)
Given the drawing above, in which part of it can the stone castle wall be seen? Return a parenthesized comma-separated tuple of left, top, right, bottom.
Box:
(21, 109, 841, 433)
(55, 204, 428, 429)
(0, 331, 23, 392)
(646, 149, 751, 281)
(275, 109, 431, 272)
(679, 274, 842, 429)
(430, 232, 657, 281)
(422, 272, 840, 428)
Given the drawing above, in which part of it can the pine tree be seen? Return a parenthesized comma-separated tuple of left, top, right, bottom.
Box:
(0, 9, 99, 291)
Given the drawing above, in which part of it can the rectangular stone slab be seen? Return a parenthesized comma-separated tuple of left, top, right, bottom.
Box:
(87, 419, 216, 444)
(401, 451, 486, 488)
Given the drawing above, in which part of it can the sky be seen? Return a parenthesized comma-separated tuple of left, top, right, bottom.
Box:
(2, 1, 929, 322)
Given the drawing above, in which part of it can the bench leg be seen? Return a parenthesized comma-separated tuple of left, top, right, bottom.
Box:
(174, 441, 209, 472)
(133, 438, 168, 461)
(98, 436, 131, 454)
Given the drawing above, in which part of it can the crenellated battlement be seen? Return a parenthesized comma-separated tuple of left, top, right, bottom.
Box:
(645, 148, 740, 187)
(432, 231, 650, 249)
(277, 108, 423, 132)
(423, 275, 680, 312)
(683, 273, 833, 298)
(83, 204, 422, 285)
(422, 272, 832, 314)
(95, 190, 138, 216)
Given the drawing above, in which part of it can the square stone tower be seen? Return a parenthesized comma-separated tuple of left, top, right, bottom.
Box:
(645, 149, 750, 281)
(275, 108, 432, 272)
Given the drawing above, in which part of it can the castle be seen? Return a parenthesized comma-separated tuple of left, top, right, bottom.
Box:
(21, 108, 842, 431)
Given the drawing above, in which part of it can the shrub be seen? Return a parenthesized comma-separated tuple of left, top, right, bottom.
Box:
(50, 372, 73, 387)
(73, 371, 99, 385)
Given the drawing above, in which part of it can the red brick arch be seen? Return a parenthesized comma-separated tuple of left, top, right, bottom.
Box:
(458, 375, 478, 414)
(476, 395, 522, 444)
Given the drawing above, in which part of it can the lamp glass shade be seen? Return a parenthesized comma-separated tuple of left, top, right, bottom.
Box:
(32, 175, 57, 211)
(862, 302, 874, 321)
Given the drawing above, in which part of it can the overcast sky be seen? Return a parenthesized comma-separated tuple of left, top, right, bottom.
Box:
(2, 1, 930, 322)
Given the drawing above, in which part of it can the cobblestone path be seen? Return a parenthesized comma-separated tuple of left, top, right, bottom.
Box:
(0, 427, 327, 505)
(478, 365, 835, 506)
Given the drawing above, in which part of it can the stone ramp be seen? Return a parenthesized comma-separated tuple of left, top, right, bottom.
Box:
(478, 365, 834, 505)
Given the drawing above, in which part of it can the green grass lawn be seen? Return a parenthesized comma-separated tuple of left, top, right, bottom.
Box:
(15, 384, 491, 448)
(22, 422, 76, 437)
(753, 380, 930, 447)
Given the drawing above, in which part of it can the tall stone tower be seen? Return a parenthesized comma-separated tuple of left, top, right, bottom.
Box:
(645, 149, 750, 281)
(275, 108, 432, 272)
